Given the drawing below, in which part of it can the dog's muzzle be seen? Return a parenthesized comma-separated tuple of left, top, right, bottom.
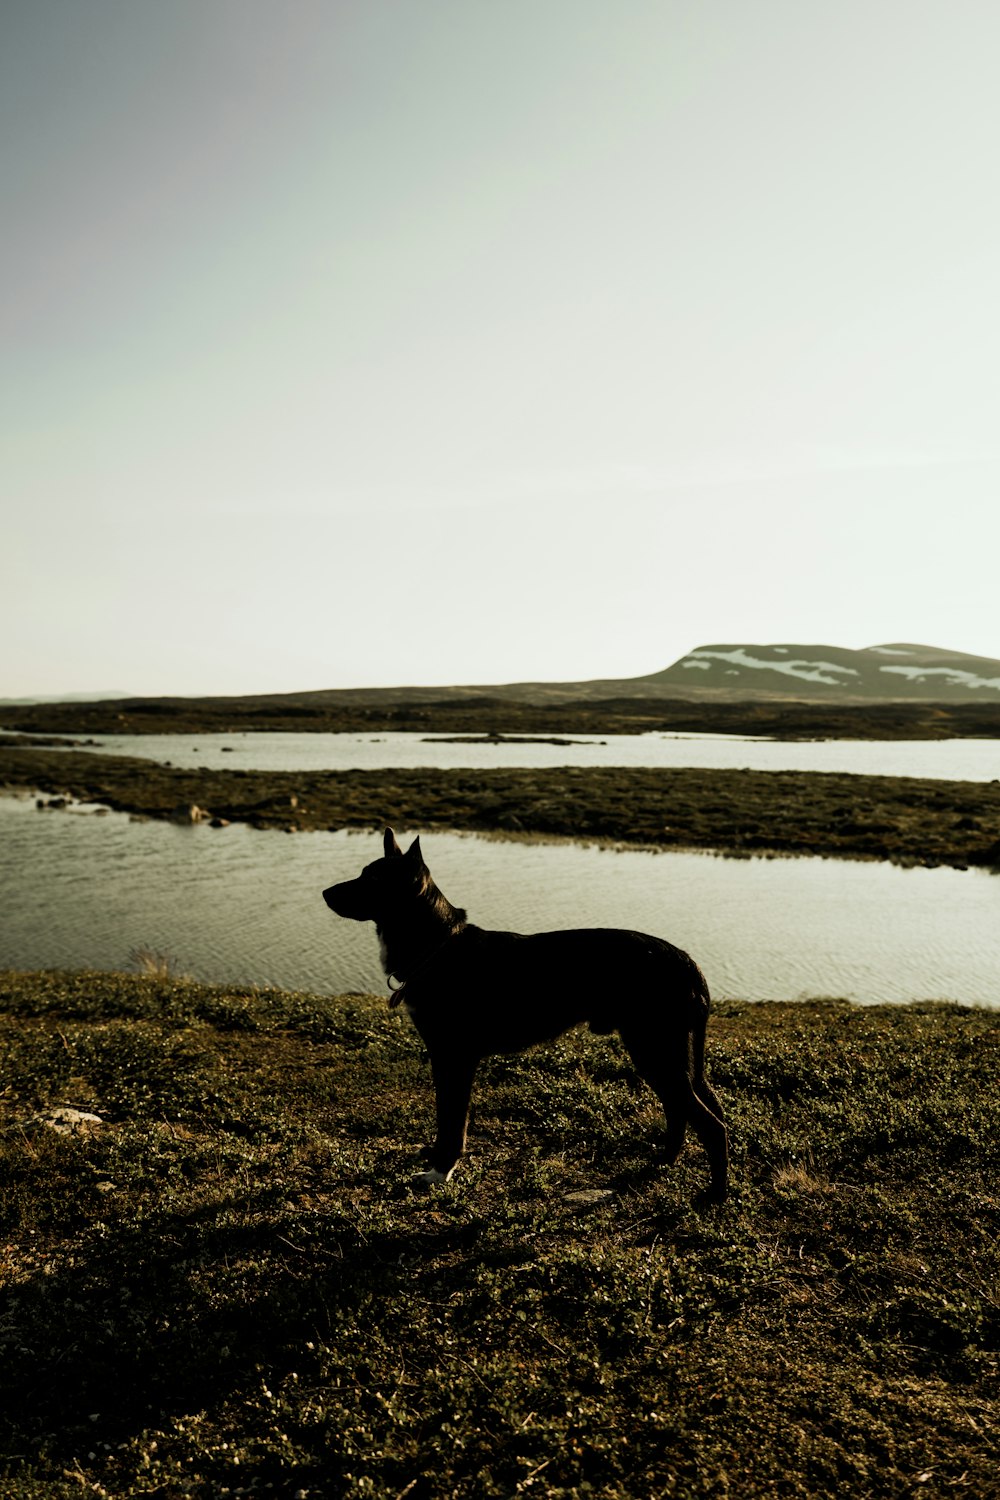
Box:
(323, 880, 369, 919)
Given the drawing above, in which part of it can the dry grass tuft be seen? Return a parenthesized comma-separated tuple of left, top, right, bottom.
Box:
(127, 946, 184, 981)
(773, 1157, 833, 1195)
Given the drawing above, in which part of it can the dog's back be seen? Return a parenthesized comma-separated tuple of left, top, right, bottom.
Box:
(400, 924, 708, 1051)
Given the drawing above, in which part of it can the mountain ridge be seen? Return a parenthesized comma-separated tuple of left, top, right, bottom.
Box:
(641, 641, 1000, 702)
(232, 640, 998, 706)
(4, 642, 999, 716)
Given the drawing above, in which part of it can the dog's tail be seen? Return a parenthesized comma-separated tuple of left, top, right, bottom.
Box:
(688, 960, 726, 1127)
(691, 1015, 706, 1085)
(684, 958, 711, 1078)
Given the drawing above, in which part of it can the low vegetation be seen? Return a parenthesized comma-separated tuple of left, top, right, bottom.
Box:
(3, 745, 1000, 869)
(5, 694, 1000, 739)
(1, 970, 997, 1497)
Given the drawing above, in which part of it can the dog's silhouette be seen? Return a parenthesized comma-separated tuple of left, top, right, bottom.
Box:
(324, 828, 728, 1199)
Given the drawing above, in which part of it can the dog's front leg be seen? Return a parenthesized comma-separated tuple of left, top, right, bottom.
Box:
(417, 1051, 477, 1184)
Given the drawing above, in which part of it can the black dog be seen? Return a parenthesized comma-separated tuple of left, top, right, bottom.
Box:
(323, 829, 728, 1199)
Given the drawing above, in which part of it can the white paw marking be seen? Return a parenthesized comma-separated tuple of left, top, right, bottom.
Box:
(416, 1166, 454, 1185)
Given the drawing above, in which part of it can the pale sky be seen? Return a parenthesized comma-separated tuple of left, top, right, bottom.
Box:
(2, 0, 999, 697)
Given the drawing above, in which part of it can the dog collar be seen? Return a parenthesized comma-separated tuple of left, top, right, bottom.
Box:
(385, 934, 456, 1010)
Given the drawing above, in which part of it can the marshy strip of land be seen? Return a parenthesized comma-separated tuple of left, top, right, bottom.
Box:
(0, 970, 996, 1497)
(6, 694, 1000, 739)
(3, 744, 1000, 869)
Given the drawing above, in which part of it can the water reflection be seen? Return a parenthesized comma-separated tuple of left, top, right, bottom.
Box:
(5, 728, 1000, 781)
(2, 797, 997, 1006)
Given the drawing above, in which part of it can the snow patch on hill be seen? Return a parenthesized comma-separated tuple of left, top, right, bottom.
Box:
(655, 641, 1000, 701)
(688, 648, 860, 686)
(880, 665, 1000, 691)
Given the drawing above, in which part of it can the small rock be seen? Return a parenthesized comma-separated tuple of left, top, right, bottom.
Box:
(175, 804, 211, 823)
(34, 1107, 105, 1135)
(562, 1188, 614, 1207)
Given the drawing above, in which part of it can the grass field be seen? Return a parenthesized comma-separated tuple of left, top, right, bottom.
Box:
(1, 970, 997, 1498)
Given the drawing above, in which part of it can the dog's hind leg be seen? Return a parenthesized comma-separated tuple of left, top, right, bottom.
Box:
(686, 1089, 729, 1200)
(695, 1077, 726, 1122)
(662, 1111, 688, 1165)
(418, 1051, 477, 1185)
(691, 1017, 726, 1122)
(619, 1027, 729, 1200)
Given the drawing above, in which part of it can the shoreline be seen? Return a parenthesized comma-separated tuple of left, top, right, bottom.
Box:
(3, 744, 999, 871)
(6, 694, 1000, 741)
(0, 965, 988, 1010)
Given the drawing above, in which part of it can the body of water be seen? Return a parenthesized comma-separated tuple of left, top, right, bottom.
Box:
(5, 728, 1000, 781)
(2, 796, 997, 1007)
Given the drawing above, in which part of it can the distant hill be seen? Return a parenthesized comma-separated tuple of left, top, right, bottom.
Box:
(273, 641, 1000, 705)
(0, 690, 132, 706)
(637, 642, 1000, 703)
(4, 646, 999, 732)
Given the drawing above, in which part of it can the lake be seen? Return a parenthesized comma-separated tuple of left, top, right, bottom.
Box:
(2, 796, 997, 1007)
(6, 728, 1000, 780)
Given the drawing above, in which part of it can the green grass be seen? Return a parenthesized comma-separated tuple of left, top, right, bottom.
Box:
(1, 970, 997, 1498)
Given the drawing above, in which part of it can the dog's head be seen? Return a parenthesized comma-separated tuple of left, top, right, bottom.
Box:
(323, 827, 427, 922)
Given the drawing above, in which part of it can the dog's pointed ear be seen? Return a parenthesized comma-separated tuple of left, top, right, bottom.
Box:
(383, 827, 403, 858)
(406, 836, 424, 865)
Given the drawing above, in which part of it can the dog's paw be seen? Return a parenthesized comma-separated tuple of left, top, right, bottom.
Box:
(414, 1166, 454, 1187)
(693, 1183, 729, 1209)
